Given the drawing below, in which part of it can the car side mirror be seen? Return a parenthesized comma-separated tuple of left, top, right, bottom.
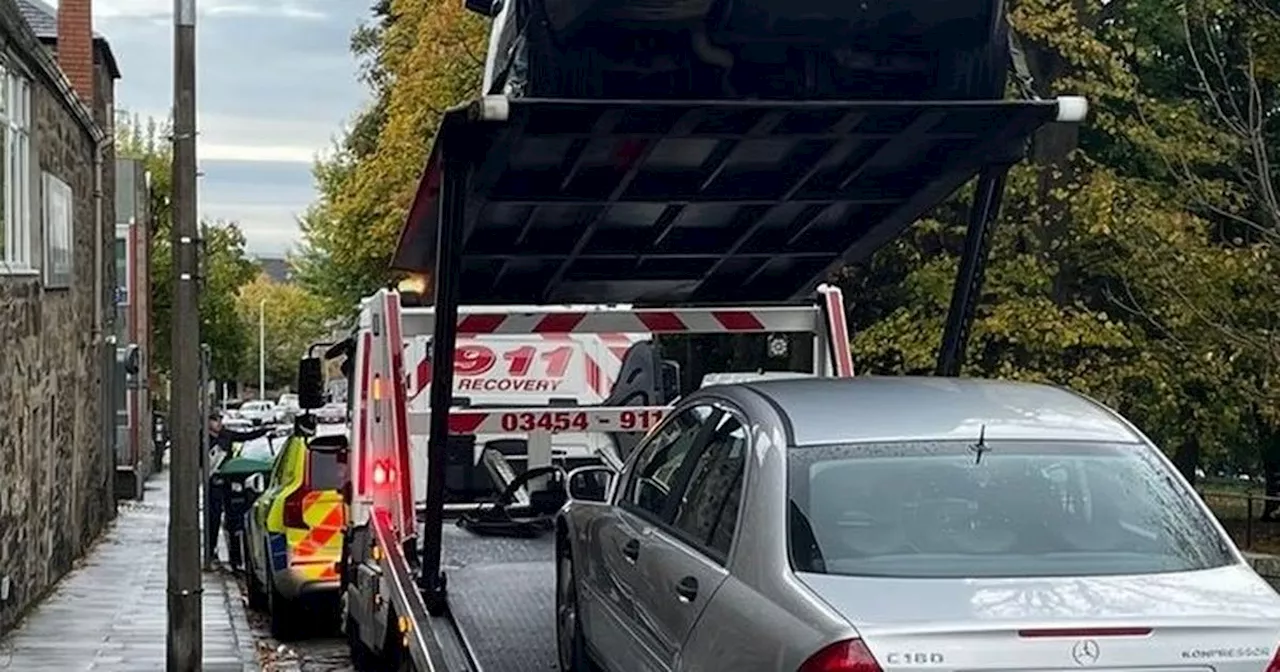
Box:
(566, 466, 615, 503)
(464, 0, 500, 17)
(244, 473, 265, 493)
(297, 356, 325, 410)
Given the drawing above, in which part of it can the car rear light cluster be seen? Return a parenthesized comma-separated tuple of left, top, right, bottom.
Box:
(798, 639, 883, 672)
(1266, 646, 1280, 672)
(283, 463, 315, 529)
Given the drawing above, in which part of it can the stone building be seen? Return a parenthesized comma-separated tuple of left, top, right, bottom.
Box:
(0, 0, 118, 633)
(15, 0, 144, 501)
(113, 157, 155, 500)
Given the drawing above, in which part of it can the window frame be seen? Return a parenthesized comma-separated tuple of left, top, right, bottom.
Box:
(616, 397, 752, 566)
(268, 439, 294, 488)
(0, 63, 33, 275)
(616, 403, 721, 525)
(666, 406, 751, 566)
(114, 224, 131, 304)
(42, 172, 73, 287)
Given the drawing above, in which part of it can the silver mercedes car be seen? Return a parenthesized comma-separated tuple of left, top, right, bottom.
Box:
(555, 376, 1280, 672)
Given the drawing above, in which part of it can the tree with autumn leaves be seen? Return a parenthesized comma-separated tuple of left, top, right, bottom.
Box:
(116, 114, 335, 396)
(292, 0, 486, 314)
(235, 272, 335, 392)
(115, 114, 262, 386)
(299, 0, 1279, 477)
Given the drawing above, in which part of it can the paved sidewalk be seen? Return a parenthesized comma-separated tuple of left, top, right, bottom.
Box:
(0, 470, 258, 672)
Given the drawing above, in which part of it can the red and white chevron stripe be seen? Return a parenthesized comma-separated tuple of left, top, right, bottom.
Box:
(399, 305, 819, 337)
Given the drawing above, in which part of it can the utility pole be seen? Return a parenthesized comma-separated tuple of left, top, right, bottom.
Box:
(258, 298, 266, 400)
(166, 0, 201, 667)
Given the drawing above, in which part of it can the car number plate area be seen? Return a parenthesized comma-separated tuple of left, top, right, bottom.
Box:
(963, 668, 1214, 672)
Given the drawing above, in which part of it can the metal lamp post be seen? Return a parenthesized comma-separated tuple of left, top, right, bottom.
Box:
(258, 298, 266, 400)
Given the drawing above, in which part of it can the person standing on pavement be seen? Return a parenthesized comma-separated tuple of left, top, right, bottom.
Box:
(206, 412, 271, 567)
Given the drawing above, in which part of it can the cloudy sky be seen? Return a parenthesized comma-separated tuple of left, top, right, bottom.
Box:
(88, 0, 372, 258)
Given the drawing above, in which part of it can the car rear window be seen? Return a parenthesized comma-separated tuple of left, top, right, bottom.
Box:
(307, 448, 348, 491)
(237, 437, 275, 461)
(787, 440, 1234, 579)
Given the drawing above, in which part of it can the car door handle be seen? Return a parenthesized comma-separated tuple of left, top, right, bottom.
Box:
(675, 576, 698, 602)
(622, 538, 640, 563)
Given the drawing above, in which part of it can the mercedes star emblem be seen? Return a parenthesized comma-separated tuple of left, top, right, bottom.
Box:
(1071, 639, 1100, 666)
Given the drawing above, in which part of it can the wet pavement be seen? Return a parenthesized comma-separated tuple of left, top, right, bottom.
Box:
(0, 471, 257, 672)
(216, 524, 352, 671)
(241, 608, 352, 672)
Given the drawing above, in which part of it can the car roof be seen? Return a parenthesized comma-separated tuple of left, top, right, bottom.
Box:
(700, 371, 816, 387)
(736, 376, 1143, 446)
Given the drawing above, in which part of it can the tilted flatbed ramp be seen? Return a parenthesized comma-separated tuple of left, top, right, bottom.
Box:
(430, 524, 558, 672)
(392, 96, 1084, 305)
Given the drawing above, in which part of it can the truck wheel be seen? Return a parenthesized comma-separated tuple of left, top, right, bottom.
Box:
(555, 544, 592, 672)
(267, 573, 301, 641)
(381, 609, 416, 672)
(346, 612, 379, 672)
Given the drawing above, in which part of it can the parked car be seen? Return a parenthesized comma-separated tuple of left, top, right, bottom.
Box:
(275, 394, 301, 423)
(484, 0, 1011, 101)
(221, 415, 255, 433)
(314, 401, 347, 425)
(242, 430, 349, 640)
(238, 400, 278, 426)
(555, 377, 1280, 672)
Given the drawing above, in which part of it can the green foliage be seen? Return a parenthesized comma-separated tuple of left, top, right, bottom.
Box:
(298, 0, 1279, 475)
(116, 111, 261, 382)
(295, 0, 488, 310)
(236, 273, 333, 391)
(841, 0, 1278, 470)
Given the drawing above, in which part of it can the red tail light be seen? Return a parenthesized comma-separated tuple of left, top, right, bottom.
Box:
(283, 458, 315, 529)
(371, 459, 397, 486)
(799, 639, 883, 672)
(1267, 646, 1280, 672)
(283, 489, 308, 529)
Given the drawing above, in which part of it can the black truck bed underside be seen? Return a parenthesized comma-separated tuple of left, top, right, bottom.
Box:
(392, 97, 1062, 305)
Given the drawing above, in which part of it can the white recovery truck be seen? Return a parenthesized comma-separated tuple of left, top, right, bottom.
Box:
(320, 284, 856, 671)
(306, 9, 1088, 665)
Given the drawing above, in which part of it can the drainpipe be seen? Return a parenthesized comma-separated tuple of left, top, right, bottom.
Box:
(94, 138, 104, 333)
(93, 135, 114, 512)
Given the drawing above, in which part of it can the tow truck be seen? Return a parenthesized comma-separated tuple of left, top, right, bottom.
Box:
(311, 7, 1089, 669)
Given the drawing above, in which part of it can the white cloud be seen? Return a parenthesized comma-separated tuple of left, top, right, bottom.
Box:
(199, 143, 318, 164)
(202, 203, 302, 255)
(203, 4, 327, 20)
(125, 108, 345, 163)
(91, 0, 329, 20)
(98, 0, 370, 254)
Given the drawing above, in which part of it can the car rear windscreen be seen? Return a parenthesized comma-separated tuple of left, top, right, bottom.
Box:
(788, 441, 1234, 578)
(308, 448, 347, 491)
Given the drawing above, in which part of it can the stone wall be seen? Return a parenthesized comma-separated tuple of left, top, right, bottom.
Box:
(0, 32, 111, 633)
